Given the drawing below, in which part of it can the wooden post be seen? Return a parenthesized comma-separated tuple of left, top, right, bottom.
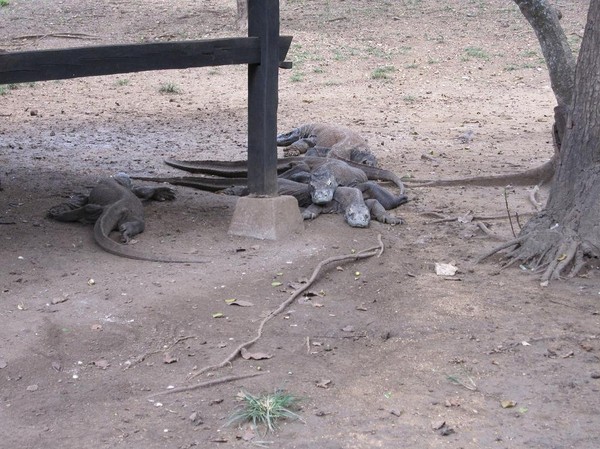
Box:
(247, 0, 279, 196)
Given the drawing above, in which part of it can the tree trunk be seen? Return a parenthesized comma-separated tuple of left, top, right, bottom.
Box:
(513, 0, 576, 109)
(236, 0, 248, 29)
(482, 0, 600, 282)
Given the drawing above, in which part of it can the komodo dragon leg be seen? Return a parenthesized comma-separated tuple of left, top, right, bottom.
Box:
(357, 181, 408, 210)
(47, 193, 103, 224)
(365, 199, 405, 225)
(131, 185, 176, 202)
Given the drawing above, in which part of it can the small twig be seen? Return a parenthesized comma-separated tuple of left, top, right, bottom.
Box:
(476, 235, 527, 263)
(186, 235, 384, 381)
(12, 32, 100, 41)
(474, 221, 506, 241)
(124, 335, 197, 370)
(515, 212, 523, 230)
(148, 373, 263, 398)
(504, 188, 517, 238)
(306, 336, 311, 354)
(425, 212, 534, 225)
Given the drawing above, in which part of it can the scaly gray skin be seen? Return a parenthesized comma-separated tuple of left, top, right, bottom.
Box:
(47, 173, 208, 263)
(302, 186, 404, 228)
(277, 123, 378, 167)
(133, 175, 401, 228)
(279, 159, 407, 207)
(163, 156, 405, 193)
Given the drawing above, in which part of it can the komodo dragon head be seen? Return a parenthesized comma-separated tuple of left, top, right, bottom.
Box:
(309, 168, 339, 204)
(350, 148, 378, 167)
(344, 203, 371, 228)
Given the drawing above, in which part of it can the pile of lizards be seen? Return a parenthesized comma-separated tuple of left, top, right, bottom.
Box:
(135, 123, 408, 228)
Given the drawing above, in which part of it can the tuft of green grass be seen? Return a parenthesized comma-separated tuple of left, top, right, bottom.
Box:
(0, 0, 10, 7)
(402, 94, 417, 104)
(464, 46, 490, 60)
(0, 83, 19, 95)
(290, 71, 304, 82)
(158, 82, 181, 94)
(116, 78, 130, 87)
(227, 390, 302, 433)
(371, 65, 396, 79)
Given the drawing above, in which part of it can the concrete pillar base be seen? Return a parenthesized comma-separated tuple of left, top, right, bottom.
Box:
(228, 195, 304, 240)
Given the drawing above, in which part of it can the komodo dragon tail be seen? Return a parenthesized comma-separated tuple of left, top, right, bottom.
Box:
(93, 213, 209, 264)
(163, 158, 406, 194)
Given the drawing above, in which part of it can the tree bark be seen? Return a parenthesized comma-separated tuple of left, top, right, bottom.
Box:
(513, 0, 576, 109)
(545, 0, 600, 242)
(236, 0, 248, 29)
(482, 0, 600, 282)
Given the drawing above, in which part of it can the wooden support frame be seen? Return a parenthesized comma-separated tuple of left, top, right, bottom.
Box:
(0, 0, 290, 198)
(0, 37, 292, 85)
(247, 0, 280, 196)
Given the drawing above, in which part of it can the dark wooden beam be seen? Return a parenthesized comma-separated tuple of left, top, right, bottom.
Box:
(0, 36, 292, 84)
(247, 0, 280, 197)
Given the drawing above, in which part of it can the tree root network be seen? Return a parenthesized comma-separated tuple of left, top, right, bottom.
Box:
(477, 226, 587, 284)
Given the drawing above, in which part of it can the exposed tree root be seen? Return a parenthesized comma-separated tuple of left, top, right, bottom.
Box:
(477, 216, 591, 283)
(474, 221, 506, 241)
(151, 235, 384, 396)
(405, 159, 555, 188)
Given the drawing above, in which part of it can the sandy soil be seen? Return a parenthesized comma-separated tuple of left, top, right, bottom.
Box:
(1, 1, 600, 448)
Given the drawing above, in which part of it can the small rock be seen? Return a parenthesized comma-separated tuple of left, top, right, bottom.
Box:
(189, 411, 204, 426)
(26, 384, 39, 392)
(591, 373, 600, 379)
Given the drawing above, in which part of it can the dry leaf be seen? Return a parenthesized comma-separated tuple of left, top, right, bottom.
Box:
(501, 400, 517, 408)
(316, 378, 332, 388)
(271, 281, 282, 287)
(226, 299, 254, 307)
(93, 359, 110, 370)
(163, 353, 178, 364)
(435, 262, 458, 276)
(240, 347, 272, 360)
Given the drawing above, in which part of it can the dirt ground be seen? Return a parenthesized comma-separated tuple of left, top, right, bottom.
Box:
(2, 0, 600, 448)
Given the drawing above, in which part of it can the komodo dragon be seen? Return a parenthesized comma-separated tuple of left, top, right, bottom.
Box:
(278, 159, 407, 209)
(301, 186, 404, 228)
(47, 173, 208, 263)
(277, 123, 378, 167)
(163, 156, 405, 193)
(132, 176, 402, 228)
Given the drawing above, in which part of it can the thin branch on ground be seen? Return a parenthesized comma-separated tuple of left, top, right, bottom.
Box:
(424, 212, 535, 225)
(474, 221, 506, 241)
(476, 236, 527, 264)
(148, 373, 264, 398)
(124, 335, 197, 370)
(504, 188, 517, 238)
(12, 33, 100, 40)
(151, 235, 384, 396)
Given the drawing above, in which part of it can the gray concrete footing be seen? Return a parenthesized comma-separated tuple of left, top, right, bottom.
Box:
(228, 195, 304, 240)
